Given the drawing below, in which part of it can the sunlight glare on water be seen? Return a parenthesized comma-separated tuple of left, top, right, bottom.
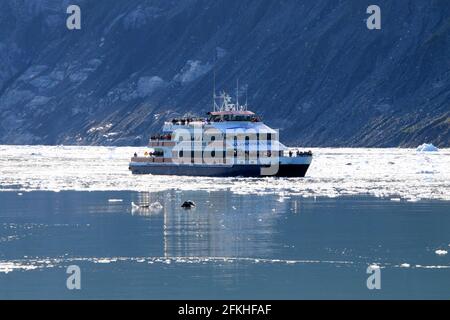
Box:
(0, 145, 448, 201)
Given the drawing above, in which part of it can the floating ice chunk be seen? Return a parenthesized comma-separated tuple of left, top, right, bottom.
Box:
(0, 262, 38, 273)
(131, 201, 163, 214)
(390, 198, 401, 202)
(149, 201, 163, 211)
(400, 263, 410, 268)
(95, 259, 111, 263)
(435, 250, 448, 256)
(416, 143, 439, 152)
(108, 199, 123, 203)
(94, 258, 117, 264)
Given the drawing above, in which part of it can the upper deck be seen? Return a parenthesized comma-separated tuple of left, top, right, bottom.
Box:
(162, 91, 268, 133)
(207, 110, 260, 123)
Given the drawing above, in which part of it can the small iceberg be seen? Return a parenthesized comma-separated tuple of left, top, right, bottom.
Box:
(435, 249, 448, 256)
(400, 263, 410, 268)
(416, 143, 439, 152)
(131, 201, 163, 213)
(149, 201, 163, 211)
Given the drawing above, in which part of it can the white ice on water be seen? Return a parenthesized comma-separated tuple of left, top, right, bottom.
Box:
(435, 250, 448, 256)
(0, 145, 449, 201)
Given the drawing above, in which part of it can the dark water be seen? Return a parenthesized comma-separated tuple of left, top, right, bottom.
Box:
(0, 191, 449, 299)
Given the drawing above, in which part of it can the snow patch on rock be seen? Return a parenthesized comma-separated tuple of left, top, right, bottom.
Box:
(27, 96, 51, 107)
(137, 76, 166, 97)
(174, 60, 212, 83)
(19, 65, 49, 81)
(29, 75, 60, 89)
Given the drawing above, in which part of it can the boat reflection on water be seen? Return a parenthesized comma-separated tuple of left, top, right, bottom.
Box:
(130, 190, 289, 260)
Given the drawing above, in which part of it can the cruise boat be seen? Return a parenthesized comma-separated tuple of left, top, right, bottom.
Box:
(129, 92, 312, 177)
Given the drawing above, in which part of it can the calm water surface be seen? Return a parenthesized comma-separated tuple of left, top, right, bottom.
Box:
(0, 190, 449, 299)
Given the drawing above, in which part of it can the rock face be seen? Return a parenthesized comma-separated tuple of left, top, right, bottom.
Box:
(0, 0, 449, 147)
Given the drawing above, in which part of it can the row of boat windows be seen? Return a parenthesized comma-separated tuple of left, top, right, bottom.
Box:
(179, 134, 273, 142)
(178, 150, 281, 158)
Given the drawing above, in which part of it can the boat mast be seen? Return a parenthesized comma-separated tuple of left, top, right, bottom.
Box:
(236, 78, 239, 110)
(245, 85, 248, 111)
(213, 70, 216, 112)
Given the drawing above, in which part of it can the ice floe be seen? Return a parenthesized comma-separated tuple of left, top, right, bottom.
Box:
(0, 262, 38, 274)
(400, 263, 410, 268)
(0, 146, 449, 201)
(1, 255, 449, 274)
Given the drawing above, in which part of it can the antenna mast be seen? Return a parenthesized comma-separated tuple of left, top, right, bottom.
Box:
(245, 85, 248, 111)
(213, 70, 216, 112)
(236, 78, 239, 110)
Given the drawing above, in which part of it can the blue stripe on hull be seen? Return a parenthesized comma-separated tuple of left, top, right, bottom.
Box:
(129, 164, 310, 177)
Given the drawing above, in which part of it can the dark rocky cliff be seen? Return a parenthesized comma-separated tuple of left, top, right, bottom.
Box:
(0, 0, 449, 147)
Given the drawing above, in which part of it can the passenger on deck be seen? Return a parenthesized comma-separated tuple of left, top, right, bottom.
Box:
(134, 152, 137, 158)
(289, 150, 293, 157)
(296, 150, 300, 157)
